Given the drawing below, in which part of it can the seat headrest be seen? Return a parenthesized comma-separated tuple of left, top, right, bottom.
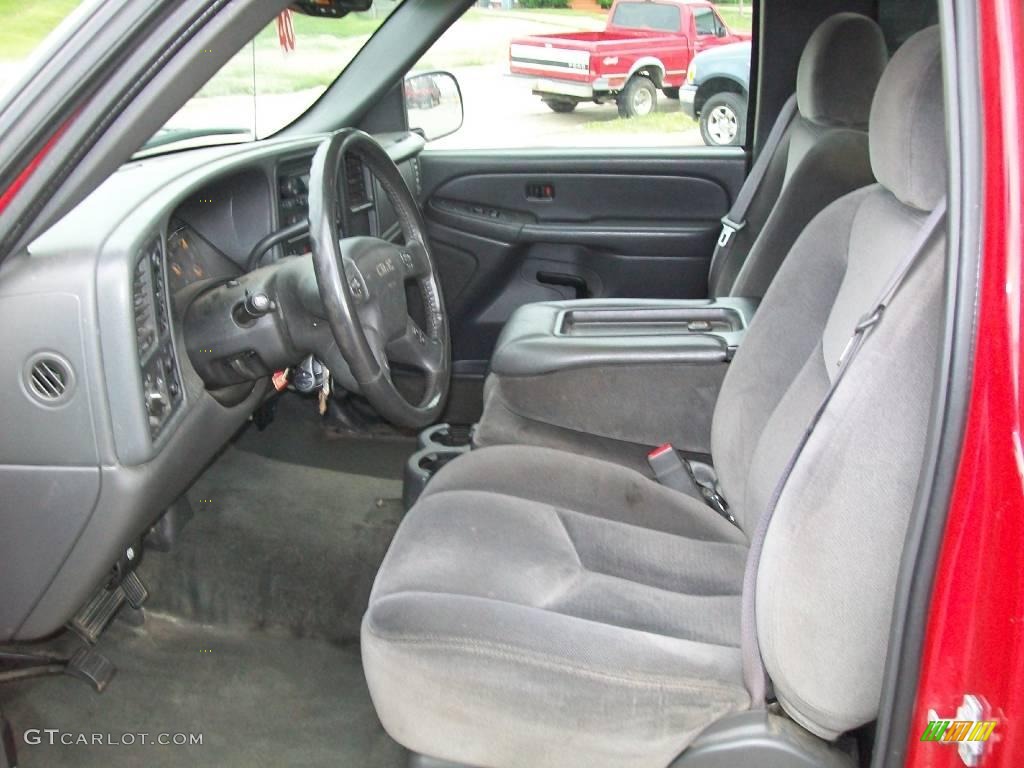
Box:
(796, 13, 888, 129)
(870, 26, 946, 211)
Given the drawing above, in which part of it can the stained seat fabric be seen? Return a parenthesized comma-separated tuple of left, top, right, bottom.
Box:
(363, 25, 947, 768)
(364, 446, 750, 768)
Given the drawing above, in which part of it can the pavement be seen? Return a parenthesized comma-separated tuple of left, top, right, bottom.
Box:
(432, 64, 703, 149)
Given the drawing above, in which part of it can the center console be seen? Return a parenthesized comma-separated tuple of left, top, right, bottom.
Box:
(475, 297, 758, 458)
(403, 297, 758, 507)
(492, 298, 754, 373)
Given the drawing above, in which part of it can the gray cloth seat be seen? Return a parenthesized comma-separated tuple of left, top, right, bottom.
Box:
(364, 446, 750, 768)
(711, 11, 889, 298)
(363, 26, 947, 768)
(473, 12, 890, 468)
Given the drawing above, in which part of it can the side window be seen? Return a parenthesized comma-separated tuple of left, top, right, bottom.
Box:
(409, 4, 752, 150)
(693, 8, 717, 36)
(712, 10, 728, 37)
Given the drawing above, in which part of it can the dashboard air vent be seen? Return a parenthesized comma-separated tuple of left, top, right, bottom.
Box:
(345, 154, 369, 208)
(26, 355, 73, 404)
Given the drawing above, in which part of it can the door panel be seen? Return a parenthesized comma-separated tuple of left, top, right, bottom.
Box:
(418, 149, 746, 371)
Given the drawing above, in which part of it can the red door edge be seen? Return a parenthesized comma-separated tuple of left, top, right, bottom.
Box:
(905, 0, 1024, 766)
(0, 122, 70, 217)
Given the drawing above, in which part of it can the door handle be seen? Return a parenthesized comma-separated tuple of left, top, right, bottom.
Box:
(526, 183, 555, 201)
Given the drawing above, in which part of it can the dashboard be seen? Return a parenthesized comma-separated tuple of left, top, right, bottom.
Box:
(165, 221, 240, 302)
(0, 131, 426, 642)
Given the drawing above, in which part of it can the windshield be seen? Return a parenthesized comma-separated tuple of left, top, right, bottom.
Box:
(0, 2, 403, 155)
(146, 4, 404, 154)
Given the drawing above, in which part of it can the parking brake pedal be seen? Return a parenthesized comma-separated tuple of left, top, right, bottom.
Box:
(66, 647, 116, 692)
(0, 646, 115, 692)
(1, 709, 16, 768)
(70, 571, 148, 644)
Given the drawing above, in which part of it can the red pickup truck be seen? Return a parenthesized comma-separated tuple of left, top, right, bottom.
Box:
(510, 0, 748, 118)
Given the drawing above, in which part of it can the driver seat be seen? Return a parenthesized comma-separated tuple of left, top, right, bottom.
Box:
(362, 27, 946, 768)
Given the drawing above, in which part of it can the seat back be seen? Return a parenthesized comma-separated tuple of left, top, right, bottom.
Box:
(711, 26, 946, 737)
(709, 13, 889, 298)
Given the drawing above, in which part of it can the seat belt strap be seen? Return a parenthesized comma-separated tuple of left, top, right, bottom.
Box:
(709, 94, 798, 286)
(740, 199, 948, 706)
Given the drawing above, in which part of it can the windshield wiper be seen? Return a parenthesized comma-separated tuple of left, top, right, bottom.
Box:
(140, 126, 252, 151)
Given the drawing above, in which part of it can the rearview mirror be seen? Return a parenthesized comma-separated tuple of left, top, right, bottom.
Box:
(405, 72, 463, 142)
(289, 0, 372, 18)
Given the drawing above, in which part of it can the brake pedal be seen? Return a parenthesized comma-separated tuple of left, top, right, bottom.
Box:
(65, 647, 115, 693)
(70, 571, 148, 644)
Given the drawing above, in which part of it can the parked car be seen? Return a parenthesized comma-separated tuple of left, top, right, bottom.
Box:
(403, 72, 442, 109)
(681, 40, 750, 145)
(509, 0, 749, 117)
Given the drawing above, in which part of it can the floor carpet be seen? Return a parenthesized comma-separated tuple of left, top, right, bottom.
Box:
(1, 393, 414, 767)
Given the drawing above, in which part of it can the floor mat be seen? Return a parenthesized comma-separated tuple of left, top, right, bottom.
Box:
(142, 436, 406, 641)
(3, 615, 405, 767)
(1, 394, 414, 767)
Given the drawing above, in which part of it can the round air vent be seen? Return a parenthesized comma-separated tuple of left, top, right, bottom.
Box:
(24, 353, 74, 406)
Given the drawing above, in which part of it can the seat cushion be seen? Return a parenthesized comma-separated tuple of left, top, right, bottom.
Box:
(363, 446, 750, 768)
(427, 444, 736, 538)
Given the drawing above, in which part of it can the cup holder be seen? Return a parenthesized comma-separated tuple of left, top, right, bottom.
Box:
(417, 450, 460, 474)
(417, 423, 474, 450)
(404, 424, 475, 510)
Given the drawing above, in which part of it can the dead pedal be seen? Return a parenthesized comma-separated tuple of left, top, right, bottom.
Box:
(65, 647, 115, 693)
(70, 571, 148, 643)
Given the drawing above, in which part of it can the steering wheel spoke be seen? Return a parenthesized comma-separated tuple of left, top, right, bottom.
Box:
(387, 315, 446, 375)
(399, 240, 432, 280)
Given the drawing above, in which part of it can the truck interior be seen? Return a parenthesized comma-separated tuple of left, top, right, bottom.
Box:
(0, 0, 985, 766)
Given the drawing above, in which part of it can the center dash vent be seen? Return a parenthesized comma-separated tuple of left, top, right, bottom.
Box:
(26, 355, 73, 404)
(344, 154, 369, 208)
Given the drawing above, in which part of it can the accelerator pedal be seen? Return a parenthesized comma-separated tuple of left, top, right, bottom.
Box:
(70, 571, 148, 644)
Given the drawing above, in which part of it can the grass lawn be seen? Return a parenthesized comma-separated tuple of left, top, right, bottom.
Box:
(717, 7, 754, 33)
(511, 8, 607, 22)
(0, 0, 81, 60)
(581, 110, 698, 134)
(0, 4, 389, 62)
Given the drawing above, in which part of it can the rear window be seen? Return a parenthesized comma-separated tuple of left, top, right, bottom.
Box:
(610, 2, 681, 33)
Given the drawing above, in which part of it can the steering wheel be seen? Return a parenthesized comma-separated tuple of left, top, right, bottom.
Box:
(307, 129, 450, 428)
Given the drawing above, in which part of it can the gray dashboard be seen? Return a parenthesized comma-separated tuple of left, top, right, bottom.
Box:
(0, 130, 425, 642)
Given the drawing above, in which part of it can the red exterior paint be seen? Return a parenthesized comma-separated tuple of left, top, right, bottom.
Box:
(509, 0, 746, 95)
(905, 0, 1024, 766)
(0, 127, 66, 216)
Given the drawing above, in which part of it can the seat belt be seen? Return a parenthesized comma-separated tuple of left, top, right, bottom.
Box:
(708, 93, 798, 291)
(648, 444, 738, 526)
(740, 199, 948, 706)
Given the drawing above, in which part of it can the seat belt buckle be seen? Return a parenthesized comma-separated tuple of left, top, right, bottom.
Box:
(647, 444, 691, 493)
(717, 216, 745, 248)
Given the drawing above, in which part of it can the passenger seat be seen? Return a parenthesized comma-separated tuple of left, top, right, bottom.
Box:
(712, 12, 889, 297)
(471, 12, 890, 471)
